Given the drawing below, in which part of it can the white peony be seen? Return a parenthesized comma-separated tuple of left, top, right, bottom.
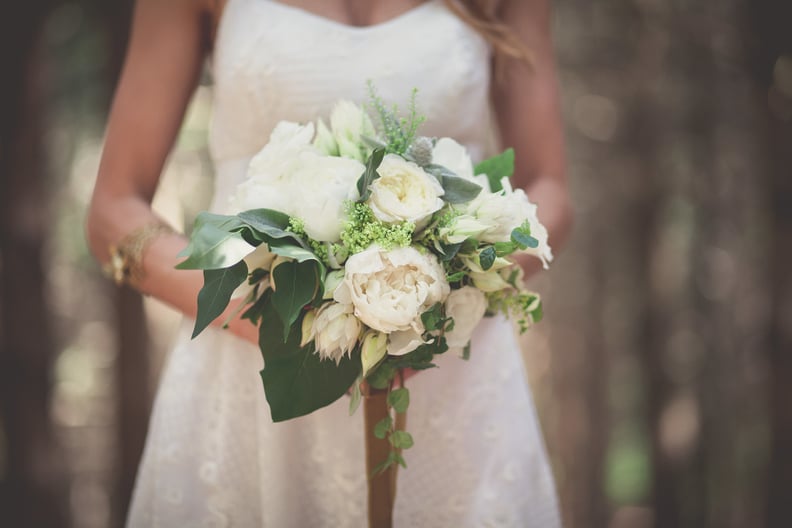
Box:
(334, 246, 450, 347)
(307, 302, 362, 364)
(367, 154, 445, 228)
(444, 286, 487, 349)
(231, 121, 364, 242)
(463, 179, 553, 268)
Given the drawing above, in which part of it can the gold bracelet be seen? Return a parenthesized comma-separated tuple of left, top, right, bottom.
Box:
(105, 222, 177, 286)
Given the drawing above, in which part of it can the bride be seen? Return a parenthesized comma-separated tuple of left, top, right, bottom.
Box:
(87, 0, 572, 526)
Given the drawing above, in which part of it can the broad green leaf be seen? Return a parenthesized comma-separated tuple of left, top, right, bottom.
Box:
(388, 388, 410, 414)
(374, 416, 392, 439)
(511, 228, 539, 250)
(440, 175, 482, 204)
(439, 242, 463, 261)
(446, 271, 465, 282)
(356, 148, 385, 202)
(389, 430, 414, 449)
(259, 301, 361, 422)
(479, 246, 497, 271)
(176, 219, 255, 270)
(192, 261, 249, 338)
(271, 260, 321, 338)
(424, 164, 482, 204)
(474, 148, 514, 193)
(237, 208, 291, 234)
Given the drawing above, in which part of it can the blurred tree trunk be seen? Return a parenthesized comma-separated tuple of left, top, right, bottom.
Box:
(752, 2, 792, 527)
(0, 1, 71, 527)
(90, 0, 147, 525)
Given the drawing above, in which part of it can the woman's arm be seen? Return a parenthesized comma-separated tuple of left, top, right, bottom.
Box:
(492, 0, 574, 276)
(86, 0, 258, 343)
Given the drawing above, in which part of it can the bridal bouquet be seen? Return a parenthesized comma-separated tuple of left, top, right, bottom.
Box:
(177, 89, 551, 472)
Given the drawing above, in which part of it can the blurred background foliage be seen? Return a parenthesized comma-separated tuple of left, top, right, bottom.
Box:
(1, 0, 791, 527)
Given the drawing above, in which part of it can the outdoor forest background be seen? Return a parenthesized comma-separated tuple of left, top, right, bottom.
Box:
(1, 0, 791, 527)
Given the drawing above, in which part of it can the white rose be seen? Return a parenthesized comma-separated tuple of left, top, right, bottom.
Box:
(287, 153, 363, 241)
(334, 246, 450, 335)
(463, 180, 553, 268)
(231, 121, 364, 242)
(432, 137, 491, 190)
(309, 302, 362, 364)
(367, 154, 445, 228)
(444, 287, 487, 349)
(329, 100, 376, 163)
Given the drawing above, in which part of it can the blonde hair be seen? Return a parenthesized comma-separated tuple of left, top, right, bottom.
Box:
(442, 0, 533, 75)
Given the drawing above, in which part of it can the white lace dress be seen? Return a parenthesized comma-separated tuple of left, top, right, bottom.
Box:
(127, 1, 561, 526)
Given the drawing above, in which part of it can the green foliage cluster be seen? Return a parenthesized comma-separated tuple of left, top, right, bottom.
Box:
(340, 202, 414, 255)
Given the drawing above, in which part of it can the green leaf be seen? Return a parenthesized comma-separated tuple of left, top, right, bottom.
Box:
(479, 246, 497, 271)
(494, 241, 518, 257)
(348, 375, 363, 416)
(474, 148, 514, 193)
(420, 303, 444, 332)
(192, 261, 249, 338)
(176, 212, 255, 270)
(237, 208, 292, 235)
(356, 148, 385, 202)
(388, 388, 410, 414)
(462, 342, 472, 360)
(446, 271, 465, 283)
(389, 430, 414, 449)
(442, 175, 482, 204)
(259, 300, 361, 422)
(439, 242, 463, 262)
(271, 260, 321, 338)
(366, 362, 395, 389)
(511, 228, 539, 250)
(424, 164, 483, 204)
(374, 416, 392, 439)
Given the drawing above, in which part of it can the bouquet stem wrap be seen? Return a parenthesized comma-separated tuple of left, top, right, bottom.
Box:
(363, 384, 406, 527)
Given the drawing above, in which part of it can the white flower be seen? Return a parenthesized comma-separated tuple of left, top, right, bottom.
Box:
(310, 302, 362, 364)
(231, 121, 364, 242)
(438, 214, 491, 245)
(463, 180, 553, 268)
(329, 100, 376, 163)
(367, 154, 445, 228)
(361, 331, 388, 376)
(334, 246, 450, 335)
(432, 137, 491, 189)
(444, 287, 487, 349)
(387, 328, 426, 356)
(313, 118, 339, 156)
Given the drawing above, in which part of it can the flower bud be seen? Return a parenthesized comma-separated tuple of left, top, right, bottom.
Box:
(361, 331, 388, 377)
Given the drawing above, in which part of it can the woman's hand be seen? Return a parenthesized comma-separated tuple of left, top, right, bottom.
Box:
(86, 0, 258, 342)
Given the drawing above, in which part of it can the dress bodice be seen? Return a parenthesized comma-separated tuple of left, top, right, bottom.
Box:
(208, 0, 493, 211)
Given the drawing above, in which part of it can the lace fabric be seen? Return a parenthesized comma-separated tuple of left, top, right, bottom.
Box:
(128, 1, 561, 526)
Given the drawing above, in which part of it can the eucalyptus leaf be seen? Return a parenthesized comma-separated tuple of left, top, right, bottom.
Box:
(366, 362, 395, 389)
(474, 148, 514, 193)
(388, 388, 410, 414)
(420, 303, 444, 332)
(271, 260, 321, 338)
(479, 246, 497, 271)
(259, 301, 361, 422)
(494, 241, 517, 256)
(511, 228, 539, 250)
(191, 261, 249, 338)
(389, 430, 414, 450)
(374, 416, 392, 439)
(356, 148, 385, 202)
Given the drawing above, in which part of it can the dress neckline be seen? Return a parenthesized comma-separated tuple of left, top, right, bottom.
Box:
(264, 0, 441, 32)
